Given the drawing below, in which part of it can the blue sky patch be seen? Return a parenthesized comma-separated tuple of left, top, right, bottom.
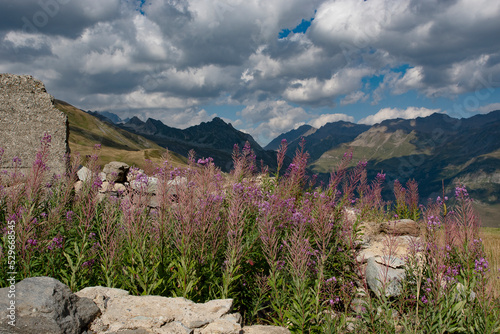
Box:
(279, 17, 314, 39)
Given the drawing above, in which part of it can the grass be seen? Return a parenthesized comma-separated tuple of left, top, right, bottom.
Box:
(480, 227, 500, 298)
(311, 128, 421, 173)
(474, 203, 500, 228)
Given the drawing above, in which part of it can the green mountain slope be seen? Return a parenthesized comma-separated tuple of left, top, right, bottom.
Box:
(272, 112, 500, 227)
(54, 100, 187, 168)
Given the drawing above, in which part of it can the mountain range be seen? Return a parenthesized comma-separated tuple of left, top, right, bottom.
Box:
(268, 111, 500, 227)
(78, 108, 499, 227)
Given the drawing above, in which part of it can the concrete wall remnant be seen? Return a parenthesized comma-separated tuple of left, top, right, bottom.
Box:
(0, 73, 69, 177)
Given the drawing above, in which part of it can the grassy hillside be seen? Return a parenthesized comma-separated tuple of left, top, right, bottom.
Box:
(311, 127, 423, 173)
(308, 122, 500, 228)
(54, 100, 187, 169)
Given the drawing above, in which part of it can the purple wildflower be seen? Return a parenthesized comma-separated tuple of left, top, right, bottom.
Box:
(48, 236, 63, 250)
(82, 259, 95, 268)
(66, 210, 74, 222)
(474, 257, 489, 273)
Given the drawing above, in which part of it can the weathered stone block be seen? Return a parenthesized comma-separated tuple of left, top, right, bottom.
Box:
(0, 74, 69, 177)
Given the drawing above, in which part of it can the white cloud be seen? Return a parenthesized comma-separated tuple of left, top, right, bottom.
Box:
(309, 113, 354, 128)
(341, 91, 367, 105)
(309, 0, 500, 98)
(283, 67, 373, 104)
(477, 103, 500, 114)
(239, 100, 309, 144)
(359, 107, 440, 125)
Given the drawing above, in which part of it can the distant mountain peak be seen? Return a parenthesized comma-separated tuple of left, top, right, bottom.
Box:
(212, 116, 225, 123)
(128, 116, 145, 125)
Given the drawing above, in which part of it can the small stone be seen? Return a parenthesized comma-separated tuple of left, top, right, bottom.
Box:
(77, 166, 92, 182)
(74, 180, 83, 193)
(113, 183, 127, 192)
(380, 219, 420, 237)
(241, 325, 291, 334)
(99, 181, 111, 193)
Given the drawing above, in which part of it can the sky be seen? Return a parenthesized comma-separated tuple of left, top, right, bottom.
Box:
(1, 0, 500, 146)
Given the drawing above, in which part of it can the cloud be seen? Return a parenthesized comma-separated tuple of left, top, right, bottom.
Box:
(309, 0, 500, 97)
(283, 67, 373, 105)
(0, 0, 122, 38)
(477, 103, 500, 114)
(239, 100, 309, 145)
(341, 91, 368, 105)
(359, 107, 440, 125)
(309, 113, 354, 128)
(1, 0, 500, 137)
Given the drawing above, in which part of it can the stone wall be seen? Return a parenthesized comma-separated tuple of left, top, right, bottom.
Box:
(0, 277, 291, 334)
(0, 73, 69, 176)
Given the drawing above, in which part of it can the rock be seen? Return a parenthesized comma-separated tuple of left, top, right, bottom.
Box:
(164, 176, 188, 196)
(130, 176, 158, 193)
(127, 167, 145, 183)
(241, 325, 291, 333)
(356, 235, 421, 264)
(113, 183, 127, 193)
(76, 286, 233, 333)
(221, 313, 242, 324)
(454, 282, 476, 302)
(99, 172, 107, 181)
(168, 176, 188, 187)
(194, 319, 241, 334)
(375, 256, 405, 269)
(103, 161, 130, 183)
(149, 195, 159, 208)
(0, 277, 100, 334)
(356, 250, 378, 263)
(0, 74, 69, 177)
(74, 180, 83, 193)
(75, 286, 130, 313)
(158, 321, 192, 334)
(345, 317, 358, 332)
(380, 219, 420, 237)
(77, 166, 92, 182)
(365, 257, 406, 297)
(99, 181, 111, 193)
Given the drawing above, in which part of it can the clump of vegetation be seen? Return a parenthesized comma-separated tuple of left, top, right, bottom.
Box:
(1, 135, 499, 333)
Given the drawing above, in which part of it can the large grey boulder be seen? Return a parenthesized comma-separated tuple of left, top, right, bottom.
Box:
(0, 277, 100, 334)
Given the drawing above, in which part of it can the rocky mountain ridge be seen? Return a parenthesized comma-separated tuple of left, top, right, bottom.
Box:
(118, 116, 279, 172)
